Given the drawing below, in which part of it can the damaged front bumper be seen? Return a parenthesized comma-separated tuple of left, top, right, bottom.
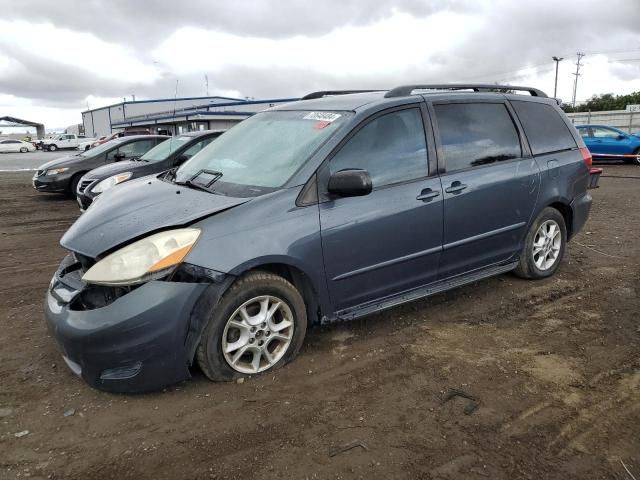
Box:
(44, 254, 229, 393)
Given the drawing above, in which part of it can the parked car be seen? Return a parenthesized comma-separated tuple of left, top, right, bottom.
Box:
(45, 84, 598, 393)
(39, 134, 96, 152)
(0, 139, 36, 153)
(32, 135, 166, 195)
(575, 124, 640, 164)
(92, 129, 153, 148)
(76, 130, 225, 210)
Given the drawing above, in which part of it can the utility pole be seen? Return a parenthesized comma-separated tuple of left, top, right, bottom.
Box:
(552, 56, 563, 98)
(205, 75, 209, 96)
(571, 52, 585, 109)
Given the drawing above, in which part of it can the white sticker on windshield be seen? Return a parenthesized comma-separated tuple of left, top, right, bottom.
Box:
(303, 112, 341, 122)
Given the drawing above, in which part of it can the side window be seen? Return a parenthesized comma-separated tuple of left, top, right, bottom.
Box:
(434, 103, 521, 172)
(511, 101, 577, 155)
(330, 108, 428, 187)
(117, 139, 156, 158)
(577, 127, 591, 138)
(591, 127, 620, 139)
(181, 137, 216, 160)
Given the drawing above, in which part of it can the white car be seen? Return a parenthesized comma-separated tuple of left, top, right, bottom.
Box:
(0, 139, 36, 153)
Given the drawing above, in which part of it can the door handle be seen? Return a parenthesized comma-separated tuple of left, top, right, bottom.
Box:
(445, 181, 468, 194)
(416, 188, 440, 201)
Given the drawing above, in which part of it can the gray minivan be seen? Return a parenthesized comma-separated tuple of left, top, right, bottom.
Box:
(44, 84, 599, 392)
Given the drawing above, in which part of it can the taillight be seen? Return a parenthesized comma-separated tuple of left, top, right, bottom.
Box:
(580, 147, 592, 169)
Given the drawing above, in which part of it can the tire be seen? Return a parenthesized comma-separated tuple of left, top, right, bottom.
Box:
(19, 147, 28, 153)
(196, 271, 307, 382)
(626, 147, 640, 166)
(68, 173, 83, 197)
(48, 144, 57, 152)
(514, 207, 567, 279)
(85, 145, 91, 151)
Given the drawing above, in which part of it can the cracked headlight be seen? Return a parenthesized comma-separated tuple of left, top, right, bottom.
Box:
(82, 228, 201, 286)
(92, 172, 132, 194)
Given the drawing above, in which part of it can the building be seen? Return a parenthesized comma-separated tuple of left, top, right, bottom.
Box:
(82, 95, 298, 137)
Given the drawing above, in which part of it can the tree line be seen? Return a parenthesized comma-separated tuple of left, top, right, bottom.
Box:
(562, 91, 640, 113)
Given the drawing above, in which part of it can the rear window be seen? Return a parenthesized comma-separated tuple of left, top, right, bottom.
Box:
(511, 101, 577, 155)
(434, 103, 521, 172)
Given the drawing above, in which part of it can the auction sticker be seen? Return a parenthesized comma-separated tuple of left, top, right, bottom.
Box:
(304, 112, 342, 122)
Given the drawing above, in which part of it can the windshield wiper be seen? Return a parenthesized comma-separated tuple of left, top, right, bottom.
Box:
(189, 169, 223, 187)
(174, 178, 216, 193)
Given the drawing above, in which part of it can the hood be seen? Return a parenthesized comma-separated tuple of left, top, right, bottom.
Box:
(37, 153, 85, 170)
(85, 159, 151, 180)
(61, 176, 249, 258)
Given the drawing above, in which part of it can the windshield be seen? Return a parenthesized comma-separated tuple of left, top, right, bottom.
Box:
(79, 139, 121, 157)
(175, 110, 351, 194)
(140, 136, 188, 162)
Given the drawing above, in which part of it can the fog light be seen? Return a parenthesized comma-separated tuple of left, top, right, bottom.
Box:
(100, 362, 142, 380)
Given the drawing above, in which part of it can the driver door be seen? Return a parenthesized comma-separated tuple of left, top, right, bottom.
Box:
(319, 106, 443, 311)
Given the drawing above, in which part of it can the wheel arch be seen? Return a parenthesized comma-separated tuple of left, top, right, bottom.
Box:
(231, 260, 322, 327)
(546, 200, 574, 239)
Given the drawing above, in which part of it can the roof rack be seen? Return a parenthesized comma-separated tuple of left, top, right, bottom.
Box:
(301, 90, 384, 100)
(384, 84, 548, 98)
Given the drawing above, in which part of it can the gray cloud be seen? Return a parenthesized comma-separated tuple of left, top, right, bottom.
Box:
(1, 0, 472, 45)
(1, 0, 640, 114)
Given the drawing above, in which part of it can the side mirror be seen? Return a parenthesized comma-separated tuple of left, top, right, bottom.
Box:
(328, 169, 372, 197)
(113, 152, 126, 161)
(617, 134, 627, 140)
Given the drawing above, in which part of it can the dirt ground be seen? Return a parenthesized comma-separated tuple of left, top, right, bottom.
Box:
(1, 167, 638, 480)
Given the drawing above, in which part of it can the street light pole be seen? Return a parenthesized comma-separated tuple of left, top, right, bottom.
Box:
(552, 56, 563, 98)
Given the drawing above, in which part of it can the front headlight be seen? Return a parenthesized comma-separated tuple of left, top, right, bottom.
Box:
(92, 172, 132, 194)
(46, 167, 69, 176)
(82, 228, 201, 286)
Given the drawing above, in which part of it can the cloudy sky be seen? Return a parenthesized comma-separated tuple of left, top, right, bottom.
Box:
(1, 0, 639, 130)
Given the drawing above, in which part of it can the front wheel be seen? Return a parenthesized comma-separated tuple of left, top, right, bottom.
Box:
(514, 207, 567, 279)
(48, 144, 57, 152)
(196, 271, 307, 381)
(19, 147, 28, 153)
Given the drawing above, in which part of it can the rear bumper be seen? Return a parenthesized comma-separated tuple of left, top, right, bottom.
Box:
(569, 191, 592, 240)
(44, 255, 210, 393)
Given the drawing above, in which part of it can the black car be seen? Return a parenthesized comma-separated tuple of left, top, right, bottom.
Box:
(32, 135, 166, 195)
(76, 130, 224, 210)
(45, 85, 598, 393)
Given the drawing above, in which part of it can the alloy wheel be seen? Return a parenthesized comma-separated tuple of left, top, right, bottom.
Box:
(532, 220, 561, 271)
(222, 295, 294, 374)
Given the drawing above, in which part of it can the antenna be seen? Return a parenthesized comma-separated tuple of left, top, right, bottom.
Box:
(173, 79, 179, 116)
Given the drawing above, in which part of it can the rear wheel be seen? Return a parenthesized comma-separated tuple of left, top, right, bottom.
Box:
(514, 207, 567, 279)
(196, 271, 307, 382)
(626, 147, 640, 165)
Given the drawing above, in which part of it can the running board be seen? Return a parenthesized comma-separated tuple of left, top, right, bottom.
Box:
(332, 261, 518, 322)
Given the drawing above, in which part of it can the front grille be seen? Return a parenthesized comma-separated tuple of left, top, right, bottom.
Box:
(77, 179, 94, 194)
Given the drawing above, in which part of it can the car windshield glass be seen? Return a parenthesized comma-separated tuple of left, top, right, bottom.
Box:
(174, 110, 351, 193)
(139, 136, 188, 162)
(79, 139, 121, 157)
